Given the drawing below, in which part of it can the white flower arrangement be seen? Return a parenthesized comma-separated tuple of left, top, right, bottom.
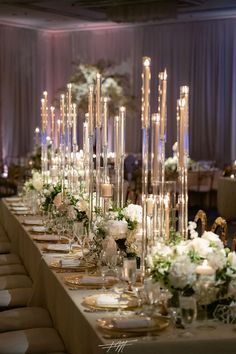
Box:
(165, 156, 194, 175)
(149, 227, 236, 304)
(23, 170, 43, 192)
(92, 203, 142, 257)
(67, 60, 135, 117)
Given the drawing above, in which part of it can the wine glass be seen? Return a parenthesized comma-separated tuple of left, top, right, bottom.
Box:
(123, 258, 137, 292)
(62, 220, 74, 253)
(143, 278, 161, 315)
(179, 295, 197, 334)
(98, 250, 109, 290)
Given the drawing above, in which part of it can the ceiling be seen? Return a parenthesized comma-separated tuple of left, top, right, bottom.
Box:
(0, 0, 236, 31)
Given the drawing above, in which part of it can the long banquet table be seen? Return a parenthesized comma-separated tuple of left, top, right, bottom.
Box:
(1, 198, 236, 354)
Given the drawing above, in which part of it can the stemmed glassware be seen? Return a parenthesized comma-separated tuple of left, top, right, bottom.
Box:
(98, 250, 110, 290)
(73, 222, 89, 258)
(123, 258, 137, 292)
(179, 294, 197, 334)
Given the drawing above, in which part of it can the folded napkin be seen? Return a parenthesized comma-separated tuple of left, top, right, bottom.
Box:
(59, 259, 80, 268)
(10, 203, 25, 207)
(79, 276, 104, 285)
(96, 294, 120, 306)
(47, 244, 69, 252)
(15, 210, 30, 215)
(11, 206, 28, 211)
(5, 197, 21, 202)
(33, 235, 60, 242)
(23, 219, 43, 225)
(111, 317, 155, 329)
(32, 226, 47, 233)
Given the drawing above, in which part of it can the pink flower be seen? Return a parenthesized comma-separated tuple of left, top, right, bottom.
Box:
(53, 193, 62, 208)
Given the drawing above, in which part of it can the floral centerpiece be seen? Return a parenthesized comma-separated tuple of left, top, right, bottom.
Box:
(148, 224, 236, 307)
(23, 170, 44, 193)
(165, 156, 194, 179)
(60, 60, 135, 117)
(39, 182, 89, 229)
(93, 203, 142, 258)
(40, 182, 62, 212)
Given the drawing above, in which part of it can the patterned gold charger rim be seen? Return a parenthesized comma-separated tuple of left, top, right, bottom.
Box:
(64, 274, 118, 289)
(50, 260, 96, 272)
(97, 316, 169, 333)
(82, 293, 139, 310)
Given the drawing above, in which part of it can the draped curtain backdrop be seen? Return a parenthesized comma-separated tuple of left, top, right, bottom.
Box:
(0, 18, 236, 168)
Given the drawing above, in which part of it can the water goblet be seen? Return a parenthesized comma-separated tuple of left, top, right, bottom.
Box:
(123, 258, 137, 292)
(179, 295, 197, 334)
(98, 250, 109, 290)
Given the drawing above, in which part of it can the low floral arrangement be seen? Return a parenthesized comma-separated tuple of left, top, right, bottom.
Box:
(39, 183, 89, 229)
(93, 203, 142, 258)
(149, 223, 236, 305)
(40, 182, 62, 212)
(64, 60, 135, 117)
(165, 156, 194, 176)
(67, 193, 89, 229)
(23, 170, 44, 193)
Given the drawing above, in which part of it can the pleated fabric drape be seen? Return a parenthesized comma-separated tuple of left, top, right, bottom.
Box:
(0, 18, 236, 167)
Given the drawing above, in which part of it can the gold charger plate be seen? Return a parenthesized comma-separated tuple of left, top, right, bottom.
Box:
(64, 274, 118, 289)
(82, 293, 139, 311)
(97, 316, 169, 334)
(50, 259, 96, 272)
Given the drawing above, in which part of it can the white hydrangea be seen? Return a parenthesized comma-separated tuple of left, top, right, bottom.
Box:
(106, 219, 128, 239)
(186, 237, 211, 258)
(206, 249, 227, 270)
(202, 231, 224, 249)
(123, 204, 142, 223)
(168, 254, 197, 289)
(228, 252, 236, 271)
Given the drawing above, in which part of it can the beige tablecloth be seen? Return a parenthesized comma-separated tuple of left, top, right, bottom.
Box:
(1, 199, 236, 354)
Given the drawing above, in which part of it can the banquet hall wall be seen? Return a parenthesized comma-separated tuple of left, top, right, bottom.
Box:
(0, 18, 236, 168)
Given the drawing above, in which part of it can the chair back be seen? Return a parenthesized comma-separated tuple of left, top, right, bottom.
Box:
(231, 234, 236, 252)
(194, 209, 207, 235)
(211, 216, 228, 246)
